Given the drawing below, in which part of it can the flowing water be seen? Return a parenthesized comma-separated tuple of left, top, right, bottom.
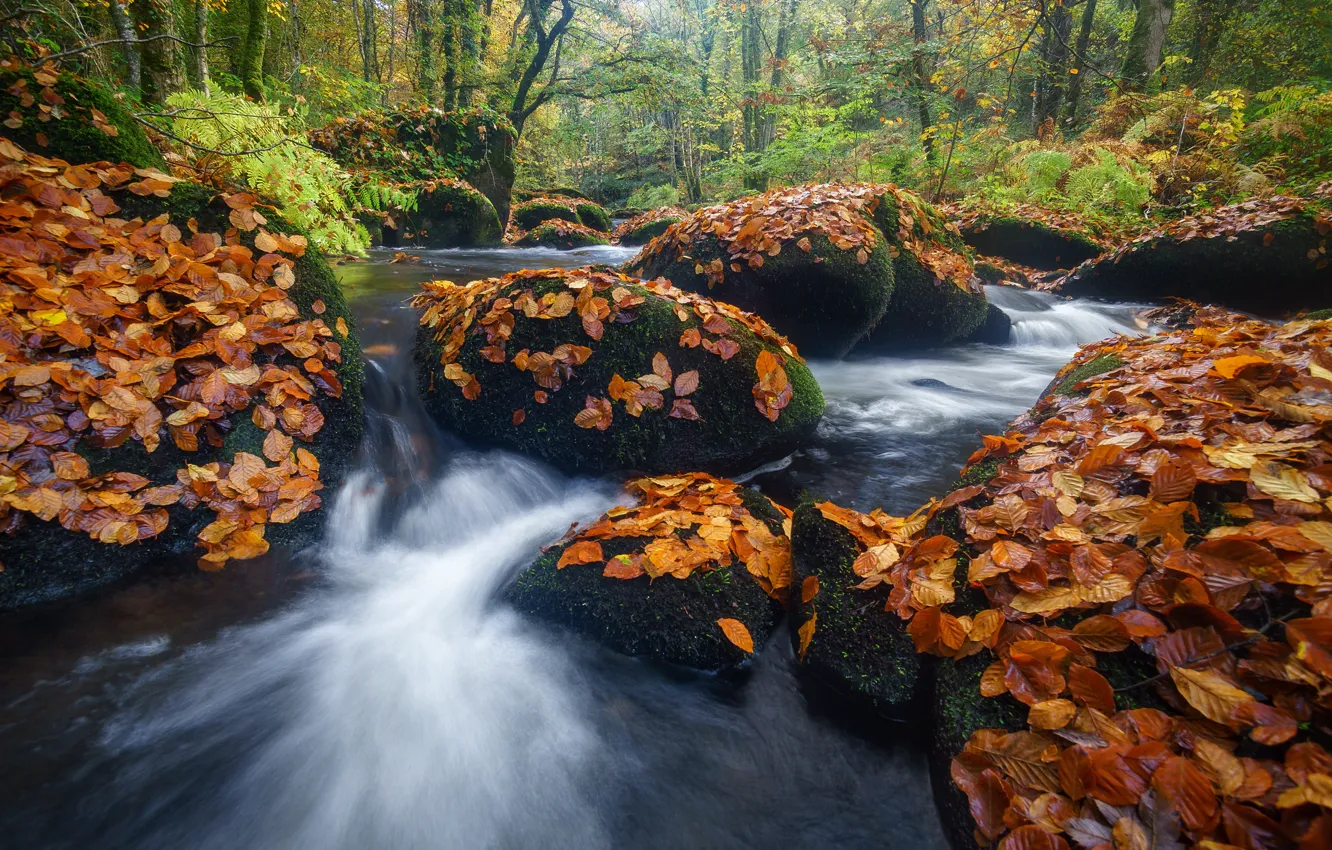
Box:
(0, 247, 1146, 850)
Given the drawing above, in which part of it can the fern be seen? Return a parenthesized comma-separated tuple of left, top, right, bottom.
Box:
(1064, 148, 1151, 214)
(1021, 150, 1072, 199)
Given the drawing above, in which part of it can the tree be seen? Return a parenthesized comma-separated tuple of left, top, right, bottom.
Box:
(910, 0, 935, 160)
(1064, 0, 1098, 125)
(508, 0, 575, 137)
(1120, 0, 1176, 89)
(105, 0, 141, 93)
(129, 0, 186, 103)
(240, 0, 268, 101)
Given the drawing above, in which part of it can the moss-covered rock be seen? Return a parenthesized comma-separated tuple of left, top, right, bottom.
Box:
(1056, 194, 1332, 315)
(506, 477, 787, 671)
(789, 503, 923, 718)
(0, 67, 164, 168)
(394, 178, 503, 247)
(512, 219, 610, 250)
(0, 174, 363, 611)
(573, 201, 612, 233)
(613, 206, 689, 246)
(511, 197, 584, 230)
(411, 267, 824, 476)
(974, 303, 1013, 345)
(627, 186, 898, 360)
(959, 214, 1104, 271)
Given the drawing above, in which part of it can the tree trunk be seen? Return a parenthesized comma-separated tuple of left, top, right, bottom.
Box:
(106, 0, 141, 93)
(739, 1, 764, 189)
(1119, 0, 1175, 90)
(129, 0, 186, 104)
(760, 0, 798, 150)
(1034, 1, 1072, 132)
(508, 0, 574, 138)
(910, 0, 935, 161)
(189, 0, 209, 92)
(1186, 0, 1231, 85)
(360, 0, 379, 82)
(410, 0, 437, 102)
(1064, 0, 1096, 125)
(240, 0, 268, 101)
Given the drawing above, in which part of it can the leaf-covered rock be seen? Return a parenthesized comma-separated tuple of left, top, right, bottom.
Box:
(1052, 187, 1332, 315)
(512, 219, 609, 250)
(613, 206, 689, 246)
(507, 474, 789, 671)
(946, 202, 1107, 271)
(411, 267, 823, 476)
(0, 61, 165, 170)
(625, 184, 899, 358)
(309, 105, 517, 226)
(789, 501, 924, 717)
(511, 197, 585, 231)
(0, 142, 364, 610)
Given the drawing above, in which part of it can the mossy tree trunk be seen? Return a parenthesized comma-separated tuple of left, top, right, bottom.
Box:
(188, 0, 209, 92)
(910, 0, 935, 162)
(409, 0, 437, 102)
(1063, 0, 1097, 126)
(1119, 0, 1176, 90)
(129, 0, 186, 104)
(240, 0, 268, 101)
(1034, 2, 1072, 132)
(106, 0, 141, 93)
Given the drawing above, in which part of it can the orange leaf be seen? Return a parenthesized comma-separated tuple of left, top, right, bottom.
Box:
(717, 617, 754, 653)
(557, 540, 603, 569)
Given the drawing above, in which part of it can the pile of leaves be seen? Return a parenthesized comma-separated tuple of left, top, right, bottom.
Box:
(0, 140, 345, 569)
(818, 312, 1332, 849)
(611, 206, 689, 241)
(545, 472, 794, 650)
(512, 218, 606, 248)
(631, 182, 976, 294)
(308, 105, 514, 184)
(1045, 186, 1332, 292)
(411, 267, 802, 431)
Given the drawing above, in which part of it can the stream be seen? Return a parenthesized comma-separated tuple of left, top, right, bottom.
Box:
(0, 247, 1145, 849)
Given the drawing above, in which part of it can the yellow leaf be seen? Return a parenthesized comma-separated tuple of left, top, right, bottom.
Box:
(1250, 461, 1320, 503)
(797, 611, 816, 661)
(1169, 667, 1250, 724)
(717, 618, 754, 653)
(1028, 699, 1077, 730)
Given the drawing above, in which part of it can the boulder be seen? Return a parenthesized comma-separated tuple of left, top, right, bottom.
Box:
(411, 266, 824, 476)
(506, 473, 790, 671)
(310, 105, 517, 232)
(789, 502, 924, 718)
(950, 204, 1105, 270)
(513, 219, 609, 250)
(0, 147, 364, 610)
(392, 178, 503, 248)
(573, 201, 613, 233)
(613, 206, 689, 246)
(1053, 190, 1332, 315)
(974, 303, 1013, 345)
(626, 184, 898, 358)
(0, 67, 165, 169)
(852, 187, 992, 352)
(511, 197, 584, 230)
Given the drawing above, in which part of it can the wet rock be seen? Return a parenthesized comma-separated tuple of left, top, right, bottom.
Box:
(513, 219, 610, 249)
(506, 476, 788, 672)
(573, 201, 613, 233)
(411, 267, 824, 476)
(1055, 191, 1332, 315)
(394, 178, 503, 248)
(0, 173, 364, 610)
(958, 212, 1104, 271)
(613, 207, 689, 246)
(973, 303, 1013, 345)
(789, 502, 924, 718)
(511, 197, 611, 232)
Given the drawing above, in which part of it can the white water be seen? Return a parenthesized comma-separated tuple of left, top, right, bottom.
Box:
(2, 275, 1149, 849)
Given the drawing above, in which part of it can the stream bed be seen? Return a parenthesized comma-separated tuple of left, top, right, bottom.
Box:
(0, 247, 1145, 849)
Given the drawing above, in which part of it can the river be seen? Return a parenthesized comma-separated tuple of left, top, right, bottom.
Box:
(0, 246, 1144, 849)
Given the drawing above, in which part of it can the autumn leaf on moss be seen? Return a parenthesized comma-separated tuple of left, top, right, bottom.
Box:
(717, 618, 754, 653)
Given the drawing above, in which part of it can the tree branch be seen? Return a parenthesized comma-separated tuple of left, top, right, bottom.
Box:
(41, 33, 238, 65)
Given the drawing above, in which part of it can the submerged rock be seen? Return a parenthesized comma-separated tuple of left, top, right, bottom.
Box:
(626, 184, 898, 358)
(513, 219, 609, 250)
(411, 267, 823, 476)
(789, 502, 924, 717)
(1053, 190, 1332, 314)
(613, 206, 689, 246)
(507, 474, 790, 671)
(0, 149, 364, 610)
(0, 67, 165, 168)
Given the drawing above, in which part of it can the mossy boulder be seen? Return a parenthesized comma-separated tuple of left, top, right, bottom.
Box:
(411, 267, 824, 476)
(626, 187, 899, 359)
(574, 201, 613, 233)
(511, 197, 584, 230)
(958, 213, 1104, 271)
(393, 178, 503, 248)
(0, 67, 164, 168)
(852, 188, 992, 352)
(613, 206, 689, 246)
(0, 173, 364, 611)
(506, 476, 788, 671)
(789, 502, 923, 718)
(513, 219, 610, 250)
(1056, 194, 1332, 315)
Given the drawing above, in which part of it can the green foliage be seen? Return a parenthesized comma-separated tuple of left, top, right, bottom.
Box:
(626, 183, 681, 209)
(1242, 83, 1332, 186)
(1064, 148, 1152, 214)
(161, 89, 370, 255)
(1021, 150, 1073, 199)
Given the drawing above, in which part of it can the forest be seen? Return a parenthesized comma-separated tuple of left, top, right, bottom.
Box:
(2, 1, 1332, 849)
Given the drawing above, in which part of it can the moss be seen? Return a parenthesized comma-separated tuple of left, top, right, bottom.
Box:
(962, 216, 1102, 270)
(413, 274, 824, 477)
(513, 221, 610, 249)
(1053, 353, 1125, 397)
(0, 180, 365, 611)
(402, 181, 503, 247)
(619, 217, 683, 246)
(0, 69, 164, 168)
(856, 252, 991, 352)
(1299, 308, 1332, 321)
(789, 503, 923, 718)
(505, 489, 785, 671)
(512, 198, 582, 230)
(574, 201, 613, 233)
(1059, 210, 1332, 316)
(628, 231, 896, 359)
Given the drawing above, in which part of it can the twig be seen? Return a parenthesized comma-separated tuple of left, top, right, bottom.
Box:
(1114, 608, 1301, 692)
(130, 114, 311, 158)
(0, 6, 49, 26)
(41, 34, 237, 64)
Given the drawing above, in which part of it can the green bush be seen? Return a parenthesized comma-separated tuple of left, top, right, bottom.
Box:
(626, 183, 681, 209)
